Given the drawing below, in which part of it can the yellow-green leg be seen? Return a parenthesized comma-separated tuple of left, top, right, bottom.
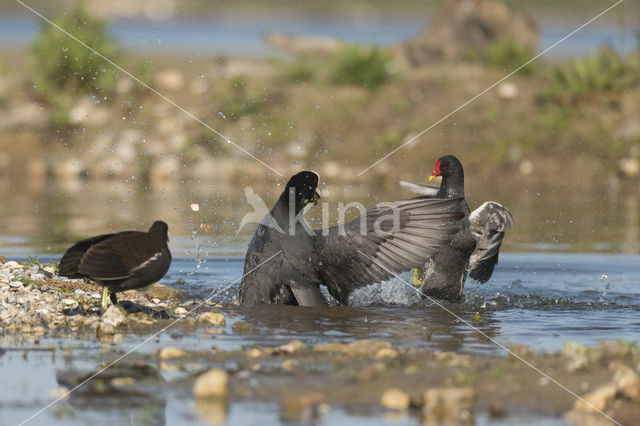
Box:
(412, 268, 422, 288)
(102, 287, 110, 311)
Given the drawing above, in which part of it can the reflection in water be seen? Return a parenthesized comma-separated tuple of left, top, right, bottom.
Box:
(237, 303, 501, 354)
(55, 363, 167, 425)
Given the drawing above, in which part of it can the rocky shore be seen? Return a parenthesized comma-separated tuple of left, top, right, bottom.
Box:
(2, 257, 640, 424)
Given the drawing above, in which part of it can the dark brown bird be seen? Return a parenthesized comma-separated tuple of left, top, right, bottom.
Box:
(58, 221, 171, 310)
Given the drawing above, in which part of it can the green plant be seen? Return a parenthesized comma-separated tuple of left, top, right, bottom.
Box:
(330, 44, 391, 90)
(285, 58, 316, 82)
(31, 6, 119, 101)
(485, 39, 534, 75)
(541, 47, 639, 102)
(221, 77, 265, 120)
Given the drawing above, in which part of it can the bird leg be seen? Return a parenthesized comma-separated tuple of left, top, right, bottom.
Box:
(412, 268, 423, 288)
(101, 287, 111, 311)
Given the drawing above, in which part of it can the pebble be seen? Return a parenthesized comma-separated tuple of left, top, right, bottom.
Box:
(9, 281, 23, 289)
(381, 388, 411, 410)
(101, 306, 126, 328)
(174, 307, 188, 315)
(159, 347, 188, 360)
(572, 384, 617, 413)
(423, 387, 475, 416)
(198, 311, 226, 327)
(193, 368, 229, 398)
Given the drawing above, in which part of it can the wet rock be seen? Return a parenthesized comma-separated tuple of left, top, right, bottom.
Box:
(274, 339, 307, 355)
(572, 384, 617, 413)
(198, 312, 226, 327)
(376, 347, 399, 359)
(434, 350, 472, 367)
(381, 388, 411, 410)
(401, 0, 538, 66)
(174, 307, 188, 316)
(345, 340, 392, 356)
(231, 321, 256, 335)
(611, 361, 640, 402)
(9, 281, 23, 289)
(159, 347, 188, 360)
(281, 393, 326, 423)
(423, 387, 475, 418)
(193, 368, 229, 398)
(246, 348, 263, 359)
(144, 284, 177, 301)
(102, 305, 127, 328)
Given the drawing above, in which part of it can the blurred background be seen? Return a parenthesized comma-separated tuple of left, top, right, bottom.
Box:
(0, 0, 639, 256)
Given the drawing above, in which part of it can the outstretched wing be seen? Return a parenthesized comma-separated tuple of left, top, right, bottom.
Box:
(314, 197, 465, 304)
(399, 181, 440, 197)
(467, 201, 514, 283)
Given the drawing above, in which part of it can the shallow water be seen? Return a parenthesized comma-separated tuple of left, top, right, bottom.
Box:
(1, 252, 638, 425)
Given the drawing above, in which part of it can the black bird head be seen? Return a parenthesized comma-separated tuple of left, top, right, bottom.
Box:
(281, 171, 321, 214)
(429, 155, 465, 199)
(148, 220, 170, 243)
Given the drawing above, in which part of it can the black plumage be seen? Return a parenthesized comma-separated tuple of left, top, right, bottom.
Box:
(237, 171, 465, 306)
(400, 155, 513, 302)
(58, 221, 172, 308)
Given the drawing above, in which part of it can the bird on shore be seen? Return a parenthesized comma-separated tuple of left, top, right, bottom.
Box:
(237, 171, 465, 306)
(400, 155, 513, 302)
(58, 221, 172, 311)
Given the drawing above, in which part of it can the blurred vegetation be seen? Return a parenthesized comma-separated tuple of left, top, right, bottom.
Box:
(284, 58, 316, 83)
(485, 39, 535, 75)
(30, 6, 119, 129)
(540, 47, 639, 103)
(330, 44, 391, 90)
(31, 6, 119, 100)
(221, 77, 266, 120)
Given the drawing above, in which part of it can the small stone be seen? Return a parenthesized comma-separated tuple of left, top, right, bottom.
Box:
(152, 298, 161, 304)
(174, 307, 188, 315)
(381, 388, 411, 410)
(199, 312, 226, 326)
(91, 293, 102, 300)
(274, 339, 307, 354)
(497, 82, 519, 100)
(193, 368, 229, 398)
(571, 384, 617, 413)
(101, 305, 126, 328)
(246, 348, 263, 359)
(144, 284, 177, 301)
(231, 321, 256, 334)
(376, 348, 399, 359)
(159, 347, 188, 360)
(62, 298, 76, 306)
(346, 340, 392, 356)
(4, 261, 20, 269)
(611, 361, 640, 402)
(74, 289, 85, 295)
(423, 387, 475, 416)
(9, 281, 23, 289)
